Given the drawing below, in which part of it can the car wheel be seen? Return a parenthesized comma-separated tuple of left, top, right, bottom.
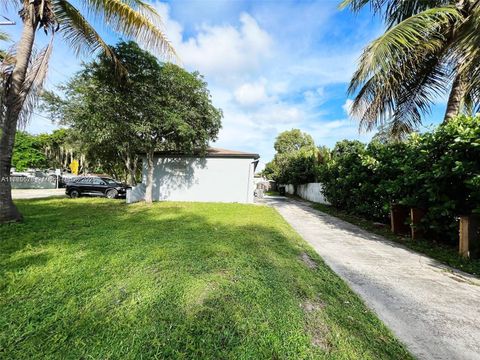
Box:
(106, 189, 118, 199)
(70, 189, 80, 198)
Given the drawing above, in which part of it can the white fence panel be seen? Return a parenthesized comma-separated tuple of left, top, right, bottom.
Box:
(284, 183, 329, 204)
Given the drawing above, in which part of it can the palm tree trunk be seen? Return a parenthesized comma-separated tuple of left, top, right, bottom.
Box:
(444, 73, 467, 123)
(145, 150, 155, 203)
(0, 16, 37, 223)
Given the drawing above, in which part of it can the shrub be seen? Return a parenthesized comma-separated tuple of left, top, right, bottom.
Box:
(319, 115, 480, 244)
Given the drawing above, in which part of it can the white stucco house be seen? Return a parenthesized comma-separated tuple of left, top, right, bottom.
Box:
(127, 147, 260, 204)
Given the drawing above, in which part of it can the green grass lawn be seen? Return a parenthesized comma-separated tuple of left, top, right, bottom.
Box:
(0, 198, 412, 359)
(312, 202, 480, 276)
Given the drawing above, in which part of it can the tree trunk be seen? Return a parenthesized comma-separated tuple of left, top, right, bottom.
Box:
(131, 155, 138, 186)
(145, 150, 155, 203)
(0, 16, 37, 223)
(125, 154, 137, 186)
(444, 73, 467, 123)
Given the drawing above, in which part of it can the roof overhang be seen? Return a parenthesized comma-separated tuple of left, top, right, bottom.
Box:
(138, 147, 260, 160)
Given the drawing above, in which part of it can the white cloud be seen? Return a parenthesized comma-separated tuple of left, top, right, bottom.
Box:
(154, 3, 272, 82)
(234, 80, 269, 107)
(342, 98, 354, 115)
(304, 87, 325, 107)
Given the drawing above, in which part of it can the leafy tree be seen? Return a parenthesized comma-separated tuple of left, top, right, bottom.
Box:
(341, 0, 480, 137)
(11, 131, 47, 171)
(44, 41, 222, 200)
(264, 129, 318, 190)
(36, 128, 80, 170)
(139, 61, 223, 202)
(42, 41, 156, 184)
(274, 129, 316, 154)
(11, 128, 85, 172)
(1, 1, 175, 222)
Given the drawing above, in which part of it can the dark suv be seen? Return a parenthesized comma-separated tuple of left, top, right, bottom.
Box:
(66, 177, 130, 199)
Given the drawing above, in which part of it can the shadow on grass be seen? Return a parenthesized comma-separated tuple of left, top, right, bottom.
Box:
(0, 198, 411, 359)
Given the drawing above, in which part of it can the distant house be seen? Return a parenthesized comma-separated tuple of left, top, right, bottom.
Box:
(127, 147, 260, 204)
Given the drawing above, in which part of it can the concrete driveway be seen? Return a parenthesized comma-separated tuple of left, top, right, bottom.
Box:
(263, 196, 480, 360)
(12, 188, 65, 199)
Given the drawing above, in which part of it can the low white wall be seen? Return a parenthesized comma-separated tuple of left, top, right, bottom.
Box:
(284, 183, 329, 204)
(285, 184, 295, 195)
(10, 176, 57, 189)
(126, 183, 146, 204)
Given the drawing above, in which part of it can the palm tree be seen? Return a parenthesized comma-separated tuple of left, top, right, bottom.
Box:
(341, 0, 480, 136)
(0, 0, 176, 223)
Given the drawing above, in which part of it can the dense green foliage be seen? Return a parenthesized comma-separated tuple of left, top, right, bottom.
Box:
(0, 199, 411, 359)
(43, 41, 222, 185)
(11, 131, 47, 171)
(263, 129, 319, 186)
(319, 115, 480, 244)
(11, 129, 82, 172)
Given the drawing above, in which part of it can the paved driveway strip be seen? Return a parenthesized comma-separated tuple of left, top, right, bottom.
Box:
(263, 196, 480, 360)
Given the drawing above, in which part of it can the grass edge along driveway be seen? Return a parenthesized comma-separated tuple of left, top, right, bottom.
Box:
(0, 198, 412, 359)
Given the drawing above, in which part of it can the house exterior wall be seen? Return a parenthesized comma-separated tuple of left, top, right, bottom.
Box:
(136, 156, 256, 203)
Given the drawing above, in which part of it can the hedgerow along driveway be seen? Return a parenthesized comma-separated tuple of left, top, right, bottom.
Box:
(263, 196, 480, 360)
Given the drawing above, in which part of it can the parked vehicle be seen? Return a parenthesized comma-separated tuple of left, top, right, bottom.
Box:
(65, 177, 130, 199)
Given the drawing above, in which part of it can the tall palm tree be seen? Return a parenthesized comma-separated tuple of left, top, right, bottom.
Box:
(341, 0, 480, 136)
(0, 0, 176, 223)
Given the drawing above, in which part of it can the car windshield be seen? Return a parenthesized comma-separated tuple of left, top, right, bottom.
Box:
(102, 178, 118, 186)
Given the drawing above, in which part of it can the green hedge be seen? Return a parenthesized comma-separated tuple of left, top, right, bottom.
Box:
(318, 115, 480, 244)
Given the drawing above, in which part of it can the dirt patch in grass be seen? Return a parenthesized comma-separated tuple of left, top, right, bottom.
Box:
(300, 252, 318, 269)
(301, 299, 326, 312)
(301, 299, 330, 351)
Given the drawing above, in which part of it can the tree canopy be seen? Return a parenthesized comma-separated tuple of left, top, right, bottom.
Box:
(274, 129, 316, 154)
(11, 131, 47, 171)
(43, 41, 222, 188)
(263, 129, 319, 187)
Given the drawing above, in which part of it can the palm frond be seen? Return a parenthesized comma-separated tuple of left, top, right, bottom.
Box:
(1, 0, 20, 11)
(0, 30, 10, 42)
(339, 0, 452, 27)
(339, 0, 384, 13)
(53, 1, 116, 61)
(79, 0, 177, 60)
(351, 39, 450, 135)
(384, 0, 452, 27)
(0, 42, 16, 129)
(453, 0, 480, 107)
(17, 39, 54, 129)
(0, 30, 11, 61)
(349, 7, 459, 93)
(390, 55, 449, 130)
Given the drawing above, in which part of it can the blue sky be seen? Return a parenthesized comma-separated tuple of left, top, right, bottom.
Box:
(1, 0, 446, 166)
